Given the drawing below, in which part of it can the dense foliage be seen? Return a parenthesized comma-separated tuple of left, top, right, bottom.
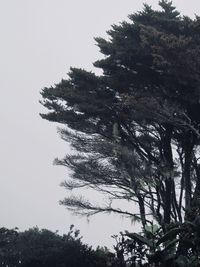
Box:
(41, 1, 200, 265)
(0, 226, 114, 267)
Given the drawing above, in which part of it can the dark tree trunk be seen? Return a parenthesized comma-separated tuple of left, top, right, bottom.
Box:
(192, 156, 200, 208)
(138, 194, 146, 230)
(162, 125, 174, 225)
(184, 134, 194, 216)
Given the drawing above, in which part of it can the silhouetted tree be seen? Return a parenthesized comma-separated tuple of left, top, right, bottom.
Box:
(0, 228, 19, 267)
(0, 226, 110, 267)
(41, 1, 200, 265)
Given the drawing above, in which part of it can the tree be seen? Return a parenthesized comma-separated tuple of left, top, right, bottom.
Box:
(0, 228, 19, 267)
(0, 226, 110, 267)
(41, 0, 200, 253)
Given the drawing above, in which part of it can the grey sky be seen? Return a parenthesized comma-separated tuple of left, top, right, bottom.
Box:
(0, 0, 199, 248)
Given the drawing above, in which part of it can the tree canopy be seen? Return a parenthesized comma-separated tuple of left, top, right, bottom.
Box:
(41, 1, 200, 265)
(0, 226, 111, 267)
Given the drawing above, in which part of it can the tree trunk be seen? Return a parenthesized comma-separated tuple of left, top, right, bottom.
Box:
(184, 134, 193, 216)
(162, 125, 174, 225)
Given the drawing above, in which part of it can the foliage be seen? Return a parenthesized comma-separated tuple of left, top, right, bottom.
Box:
(40, 0, 200, 226)
(113, 219, 200, 266)
(0, 225, 110, 267)
(40, 0, 200, 265)
(0, 228, 19, 267)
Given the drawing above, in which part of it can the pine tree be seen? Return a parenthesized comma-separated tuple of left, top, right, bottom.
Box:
(41, 1, 200, 232)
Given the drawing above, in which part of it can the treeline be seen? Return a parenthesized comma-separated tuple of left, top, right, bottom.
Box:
(3, 223, 200, 266)
(0, 225, 119, 267)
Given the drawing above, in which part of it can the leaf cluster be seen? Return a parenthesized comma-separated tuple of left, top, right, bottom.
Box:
(0, 226, 110, 267)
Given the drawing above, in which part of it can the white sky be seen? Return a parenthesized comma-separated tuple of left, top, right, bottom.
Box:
(0, 0, 199, 248)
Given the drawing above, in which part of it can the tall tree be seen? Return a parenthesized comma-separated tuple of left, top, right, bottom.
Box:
(41, 0, 200, 232)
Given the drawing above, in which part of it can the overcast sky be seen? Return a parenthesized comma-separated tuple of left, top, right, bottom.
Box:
(0, 0, 199, 248)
